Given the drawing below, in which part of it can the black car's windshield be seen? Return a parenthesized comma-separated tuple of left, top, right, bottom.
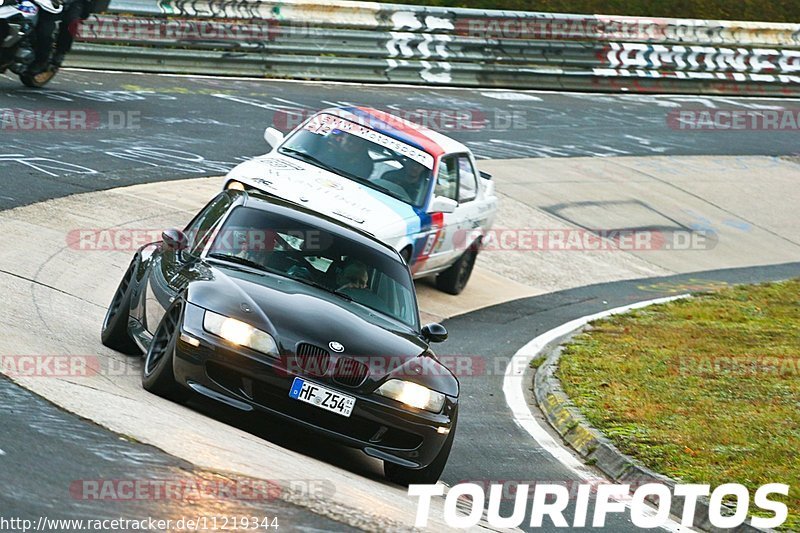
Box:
(279, 113, 434, 208)
(206, 205, 419, 329)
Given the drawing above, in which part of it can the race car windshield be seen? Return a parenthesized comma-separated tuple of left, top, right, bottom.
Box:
(206, 206, 419, 329)
(279, 114, 435, 207)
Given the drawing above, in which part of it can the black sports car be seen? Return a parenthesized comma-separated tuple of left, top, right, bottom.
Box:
(101, 189, 458, 485)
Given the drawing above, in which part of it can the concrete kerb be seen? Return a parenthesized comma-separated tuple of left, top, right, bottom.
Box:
(529, 297, 771, 533)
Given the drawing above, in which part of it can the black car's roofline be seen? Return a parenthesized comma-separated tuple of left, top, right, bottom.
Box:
(236, 190, 404, 262)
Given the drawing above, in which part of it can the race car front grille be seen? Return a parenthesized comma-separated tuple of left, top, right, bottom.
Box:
(333, 357, 368, 388)
(204, 361, 423, 451)
(295, 343, 330, 377)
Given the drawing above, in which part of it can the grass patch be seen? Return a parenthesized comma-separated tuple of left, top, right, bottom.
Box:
(558, 279, 800, 530)
(529, 355, 547, 369)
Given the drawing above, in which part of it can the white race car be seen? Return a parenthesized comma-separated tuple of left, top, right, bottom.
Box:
(224, 107, 498, 294)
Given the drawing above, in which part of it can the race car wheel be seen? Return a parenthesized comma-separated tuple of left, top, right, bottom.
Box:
(435, 244, 478, 295)
(101, 258, 140, 355)
(142, 301, 189, 402)
(384, 410, 457, 486)
(20, 68, 57, 88)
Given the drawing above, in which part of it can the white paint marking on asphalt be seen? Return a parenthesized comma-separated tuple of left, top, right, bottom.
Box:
(479, 91, 543, 101)
(270, 97, 311, 108)
(210, 93, 288, 112)
(60, 68, 800, 104)
(503, 295, 692, 532)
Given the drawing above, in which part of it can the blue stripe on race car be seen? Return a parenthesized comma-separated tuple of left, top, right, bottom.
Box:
(353, 184, 429, 262)
(356, 181, 423, 232)
(412, 208, 432, 262)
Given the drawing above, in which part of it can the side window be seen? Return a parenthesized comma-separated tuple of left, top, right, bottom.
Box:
(184, 192, 233, 258)
(434, 156, 458, 200)
(457, 156, 478, 202)
(375, 270, 416, 326)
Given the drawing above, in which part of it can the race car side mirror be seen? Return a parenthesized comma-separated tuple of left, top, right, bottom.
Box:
(427, 196, 457, 214)
(162, 228, 187, 259)
(264, 127, 284, 149)
(422, 323, 448, 343)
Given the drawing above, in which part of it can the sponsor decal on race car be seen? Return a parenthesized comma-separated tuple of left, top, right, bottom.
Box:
(304, 113, 435, 169)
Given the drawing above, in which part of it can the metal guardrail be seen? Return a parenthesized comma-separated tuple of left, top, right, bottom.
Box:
(67, 0, 800, 95)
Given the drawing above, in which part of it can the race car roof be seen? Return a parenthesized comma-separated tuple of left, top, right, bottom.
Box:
(321, 106, 469, 158)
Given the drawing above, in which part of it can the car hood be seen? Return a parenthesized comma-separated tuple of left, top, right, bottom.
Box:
(186, 264, 458, 396)
(226, 154, 423, 240)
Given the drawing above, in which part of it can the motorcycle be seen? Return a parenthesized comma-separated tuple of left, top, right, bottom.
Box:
(0, 0, 63, 88)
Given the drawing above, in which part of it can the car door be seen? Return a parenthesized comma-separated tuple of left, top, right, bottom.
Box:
(414, 155, 459, 273)
(422, 153, 484, 271)
(452, 154, 487, 253)
(144, 192, 233, 334)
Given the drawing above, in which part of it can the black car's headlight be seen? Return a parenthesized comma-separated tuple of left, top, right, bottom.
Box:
(203, 310, 279, 357)
(375, 379, 445, 413)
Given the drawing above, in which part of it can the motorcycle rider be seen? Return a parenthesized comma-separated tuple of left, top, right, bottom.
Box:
(30, 0, 92, 73)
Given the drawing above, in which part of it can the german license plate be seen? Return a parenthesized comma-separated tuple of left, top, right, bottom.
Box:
(289, 377, 355, 417)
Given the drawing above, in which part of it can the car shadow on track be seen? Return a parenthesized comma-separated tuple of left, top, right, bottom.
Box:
(181, 392, 389, 482)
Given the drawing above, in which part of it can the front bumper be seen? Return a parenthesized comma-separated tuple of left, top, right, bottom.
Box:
(172, 303, 457, 469)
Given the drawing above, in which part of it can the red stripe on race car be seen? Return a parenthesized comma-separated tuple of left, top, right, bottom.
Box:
(355, 107, 446, 158)
(411, 212, 445, 275)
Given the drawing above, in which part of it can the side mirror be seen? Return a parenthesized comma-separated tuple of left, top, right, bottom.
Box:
(264, 127, 284, 149)
(427, 196, 457, 214)
(421, 323, 448, 343)
(162, 228, 187, 257)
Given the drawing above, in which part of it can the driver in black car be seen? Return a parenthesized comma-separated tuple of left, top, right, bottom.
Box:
(337, 261, 369, 291)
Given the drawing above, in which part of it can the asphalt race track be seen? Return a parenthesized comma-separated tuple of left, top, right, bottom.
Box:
(2, 69, 800, 531)
(0, 375, 357, 532)
(2, 69, 800, 210)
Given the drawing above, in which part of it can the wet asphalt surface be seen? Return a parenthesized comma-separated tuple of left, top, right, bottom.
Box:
(2, 69, 800, 531)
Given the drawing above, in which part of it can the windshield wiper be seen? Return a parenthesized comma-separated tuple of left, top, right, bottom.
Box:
(280, 147, 409, 203)
(351, 177, 399, 199)
(208, 253, 270, 273)
(289, 276, 354, 302)
(279, 147, 350, 176)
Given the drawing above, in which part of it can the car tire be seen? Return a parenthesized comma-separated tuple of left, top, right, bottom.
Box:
(101, 258, 140, 355)
(20, 68, 57, 88)
(142, 300, 189, 403)
(384, 410, 457, 486)
(435, 243, 478, 295)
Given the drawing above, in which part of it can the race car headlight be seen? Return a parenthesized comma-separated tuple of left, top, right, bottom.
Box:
(203, 310, 278, 357)
(375, 379, 445, 413)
